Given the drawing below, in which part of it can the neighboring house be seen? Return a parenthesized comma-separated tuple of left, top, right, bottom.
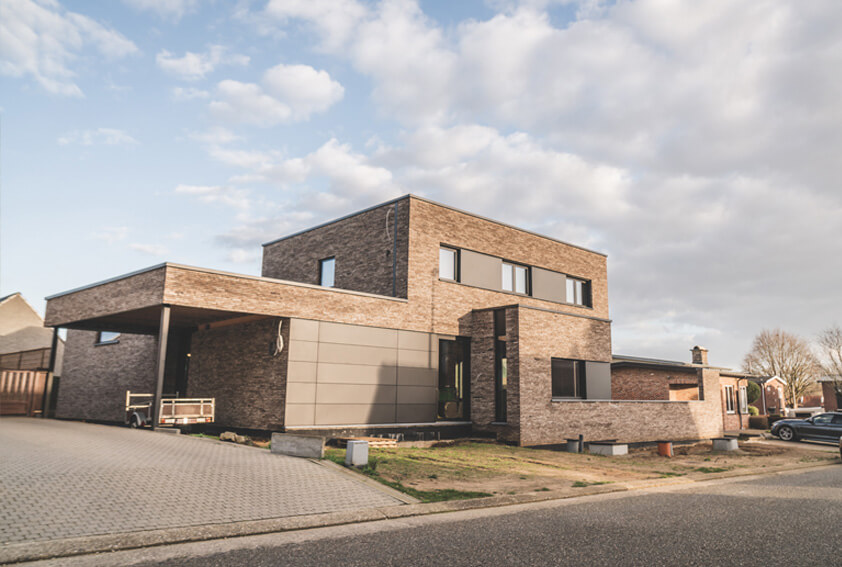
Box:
(0, 293, 63, 416)
(817, 376, 840, 411)
(612, 346, 758, 432)
(749, 376, 787, 415)
(45, 195, 726, 445)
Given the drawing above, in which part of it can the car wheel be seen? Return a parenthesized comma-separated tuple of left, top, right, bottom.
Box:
(778, 425, 796, 441)
(129, 415, 140, 429)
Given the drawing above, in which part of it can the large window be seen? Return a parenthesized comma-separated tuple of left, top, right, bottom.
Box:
(502, 262, 528, 294)
(319, 257, 335, 287)
(551, 358, 587, 398)
(724, 385, 735, 414)
(566, 277, 591, 307)
(95, 331, 121, 345)
(439, 247, 458, 281)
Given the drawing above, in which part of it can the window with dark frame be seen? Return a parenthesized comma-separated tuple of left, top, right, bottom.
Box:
(724, 385, 735, 413)
(95, 331, 121, 345)
(439, 247, 458, 281)
(494, 309, 507, 422)
(551, 358, 587, 398)
(319, 257, 335, 287)
(502, 262, 529, 294)
(566, 277, 592, 307)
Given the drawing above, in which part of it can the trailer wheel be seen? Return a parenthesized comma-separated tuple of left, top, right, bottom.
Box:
(129, 415, 141, 429)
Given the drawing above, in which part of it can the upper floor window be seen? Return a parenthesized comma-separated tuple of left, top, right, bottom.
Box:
(566, 277, 591, 307)
(320, 257, 335, 287)
(502, 262, 529, 294)
(439, 247, 458, 281)
(95, 331, 120, 345)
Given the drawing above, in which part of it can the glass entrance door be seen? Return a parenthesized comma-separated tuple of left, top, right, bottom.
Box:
(438, 338, 470, 420)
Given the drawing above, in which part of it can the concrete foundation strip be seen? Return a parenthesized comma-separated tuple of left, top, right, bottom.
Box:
(0, 460, 837, 565)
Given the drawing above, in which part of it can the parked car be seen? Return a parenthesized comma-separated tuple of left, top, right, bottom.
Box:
(771, 412, 842, 442)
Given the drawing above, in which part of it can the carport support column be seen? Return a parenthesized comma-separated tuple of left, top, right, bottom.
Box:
(152, 305, 171, 429)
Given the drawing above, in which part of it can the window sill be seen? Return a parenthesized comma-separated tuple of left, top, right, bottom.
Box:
(94, 340, 120, 346)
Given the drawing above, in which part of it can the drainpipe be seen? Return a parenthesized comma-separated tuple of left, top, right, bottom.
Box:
(391, 202, 398, 297)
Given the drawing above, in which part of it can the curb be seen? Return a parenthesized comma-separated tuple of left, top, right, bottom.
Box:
(0, 460, 837, 565)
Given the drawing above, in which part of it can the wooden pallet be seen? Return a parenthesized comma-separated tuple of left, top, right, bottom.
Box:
(335, 436, 398, 448)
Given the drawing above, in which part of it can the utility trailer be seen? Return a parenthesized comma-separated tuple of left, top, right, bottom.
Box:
(125, 391, 215, 428)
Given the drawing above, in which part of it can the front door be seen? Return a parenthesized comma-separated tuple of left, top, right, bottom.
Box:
(438, 338, 470, 420)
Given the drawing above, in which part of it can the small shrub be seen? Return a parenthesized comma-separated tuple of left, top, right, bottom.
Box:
(748, 405, 759, 416)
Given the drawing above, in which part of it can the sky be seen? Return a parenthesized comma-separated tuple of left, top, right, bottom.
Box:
(1, 0, 841, 369)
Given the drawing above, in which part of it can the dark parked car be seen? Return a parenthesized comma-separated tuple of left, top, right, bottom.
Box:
(771, 412, 842, 442)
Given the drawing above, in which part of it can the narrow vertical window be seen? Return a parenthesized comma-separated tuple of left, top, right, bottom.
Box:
(439, 247, 457, 281)
(501, 263, 513, 292)
(724, 385, 735, 413)
(739, 386, 748, 413)
(494, 309, 507, 422)
(320, 257, 335, 287)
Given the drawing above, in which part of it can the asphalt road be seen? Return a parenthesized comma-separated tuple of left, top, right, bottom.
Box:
(29, 464, 841, 567)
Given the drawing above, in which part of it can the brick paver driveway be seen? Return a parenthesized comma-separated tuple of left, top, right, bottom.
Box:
(0, 418, 402, 544)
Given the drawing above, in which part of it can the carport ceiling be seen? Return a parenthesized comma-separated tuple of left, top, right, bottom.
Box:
(60, 305, 269, 335)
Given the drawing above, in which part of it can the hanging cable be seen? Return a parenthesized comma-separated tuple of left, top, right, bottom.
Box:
(273, 319, 284, 356)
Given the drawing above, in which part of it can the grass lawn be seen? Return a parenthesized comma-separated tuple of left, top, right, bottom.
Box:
(324, 439, 838, 502)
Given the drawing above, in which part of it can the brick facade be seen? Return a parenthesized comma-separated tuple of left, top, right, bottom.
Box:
(57, 330, 157, 422)
(821, 381, 839, 411)
(48, 195, 728, 444)
(188, 318, 288, 430)
(719, 375, 750, 431)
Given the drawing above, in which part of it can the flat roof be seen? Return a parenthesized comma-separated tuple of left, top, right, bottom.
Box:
(261, 194, 608, 258)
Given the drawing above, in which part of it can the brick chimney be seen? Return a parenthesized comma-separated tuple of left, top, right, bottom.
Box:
(691, 346, 708, 366)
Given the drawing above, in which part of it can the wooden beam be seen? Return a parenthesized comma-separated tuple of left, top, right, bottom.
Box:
(151, 306, 171, 428)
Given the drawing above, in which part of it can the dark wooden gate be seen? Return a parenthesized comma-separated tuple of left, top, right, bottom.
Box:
(0, 370, 47, 416)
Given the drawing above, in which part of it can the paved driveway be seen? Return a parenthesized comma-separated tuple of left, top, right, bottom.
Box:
(0, 418, 402, 545)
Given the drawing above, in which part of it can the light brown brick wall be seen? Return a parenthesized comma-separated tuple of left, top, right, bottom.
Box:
(262, 199, 409, 298)
(720, 376, 751, 430)
(188, 318, 288, 430)
(822, 383, 834, 410)
(56, 330, 157, 422)
(612, 366, 700, 401)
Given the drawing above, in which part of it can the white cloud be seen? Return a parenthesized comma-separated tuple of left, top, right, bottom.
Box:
(92, 226, 128, 244)
(156, 45, 249, 81)
(175, 183, 251, 210)
(58, 128, 138, 146)
(172, 86, 210, 101)
(0, 0, 139, 96)
(129, 243, 168, 255)
(188, 126, 241, 145)
(209, 63, 344, 125)
(122, 0, 199, 22)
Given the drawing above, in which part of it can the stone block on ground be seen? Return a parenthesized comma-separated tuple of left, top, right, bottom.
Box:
(271, 432, 325, 458)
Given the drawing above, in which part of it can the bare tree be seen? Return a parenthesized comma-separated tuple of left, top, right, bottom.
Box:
(816, 325, 842, 400)
(743, 329, 817, 408)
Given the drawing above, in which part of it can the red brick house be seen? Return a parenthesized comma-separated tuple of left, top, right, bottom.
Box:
(818, 377, 840, 411)
(749, 376, 787, 415)
(46, 195, 728, 445)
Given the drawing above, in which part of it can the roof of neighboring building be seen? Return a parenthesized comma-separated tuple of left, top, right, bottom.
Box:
(0, 293, 61, 355)
(611, 354, 726, 371)
(261, 194, 608, 257)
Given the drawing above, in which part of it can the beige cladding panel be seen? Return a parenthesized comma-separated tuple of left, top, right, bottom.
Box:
(287, 361, 317, 383)
(396, 404, 437, 423)
(459, 249, 503, 291)
(397, 366, 437, 387)
(285, 404, 315, 426)
(314, 404, 396, 426)
(317, 362, 397, 385)
(316, 383, 397, 405)
(289, 318, 320, 342)
(531, 267, 567, 304)
(288, 340, 318, 362)
(397, 385, 437, 405)
(286, 382, 316, 404)
(318, 321, 398, 348)
(317, 343, 397, 366)
(398, 329, 434, 351)
(397, 348, 436, 370)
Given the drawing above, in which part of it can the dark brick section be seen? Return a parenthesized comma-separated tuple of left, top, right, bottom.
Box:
(188, 318, 289, 431)
(262, 199, 410, 298)
(56, 330, 157, 422)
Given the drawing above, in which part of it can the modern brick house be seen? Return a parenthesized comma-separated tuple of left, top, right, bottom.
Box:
(46, 195, 728, 445)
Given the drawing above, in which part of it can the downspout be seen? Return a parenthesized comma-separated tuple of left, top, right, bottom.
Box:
(391, 201, 398, 297)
